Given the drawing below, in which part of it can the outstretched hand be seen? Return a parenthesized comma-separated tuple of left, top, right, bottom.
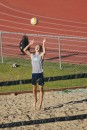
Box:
(30, 39, 34, 45)
(43, 38, 46, 43)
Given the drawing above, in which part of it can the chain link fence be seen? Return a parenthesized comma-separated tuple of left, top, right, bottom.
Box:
(0, 31, 87, 72)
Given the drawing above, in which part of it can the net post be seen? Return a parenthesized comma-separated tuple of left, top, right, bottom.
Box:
(0, 32, 3, 63)
(58, 36, 62, 69)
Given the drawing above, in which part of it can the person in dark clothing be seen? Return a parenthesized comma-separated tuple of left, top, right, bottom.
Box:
(19, 35, 29, 54)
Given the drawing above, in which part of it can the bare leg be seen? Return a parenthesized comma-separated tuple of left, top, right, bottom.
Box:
(39, 86, 44, 110)
(33, 85, 37, 110)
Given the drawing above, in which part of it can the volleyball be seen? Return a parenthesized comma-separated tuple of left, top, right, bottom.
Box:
(30, 17, 38, 25)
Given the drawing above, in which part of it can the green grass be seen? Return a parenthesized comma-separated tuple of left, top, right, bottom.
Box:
(0, 57, 87, 93)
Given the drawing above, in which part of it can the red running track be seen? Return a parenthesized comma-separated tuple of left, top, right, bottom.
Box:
(0, 0, 87, 64)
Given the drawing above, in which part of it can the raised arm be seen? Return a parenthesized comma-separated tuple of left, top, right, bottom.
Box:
(41, 38, 46, 59)
(23, 39, 34, 57)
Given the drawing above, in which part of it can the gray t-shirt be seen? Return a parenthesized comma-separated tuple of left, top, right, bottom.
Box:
(31, 53, 43, 73)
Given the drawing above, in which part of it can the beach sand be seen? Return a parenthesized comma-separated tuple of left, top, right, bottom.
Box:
(0, 89, 87, 130)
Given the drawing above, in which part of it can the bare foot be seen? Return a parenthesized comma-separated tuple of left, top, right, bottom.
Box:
(38, 104, 42, 110)
(33, 99, 37, 110)
(33, 102, 36, 110)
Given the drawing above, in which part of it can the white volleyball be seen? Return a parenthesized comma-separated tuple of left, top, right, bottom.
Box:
(30, 17, 38, 25)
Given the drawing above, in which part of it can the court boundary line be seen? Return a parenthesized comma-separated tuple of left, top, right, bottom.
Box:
(0, 86, 87, 96)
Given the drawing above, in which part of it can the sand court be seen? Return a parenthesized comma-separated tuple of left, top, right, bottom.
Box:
(0, 89, 87, 130)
